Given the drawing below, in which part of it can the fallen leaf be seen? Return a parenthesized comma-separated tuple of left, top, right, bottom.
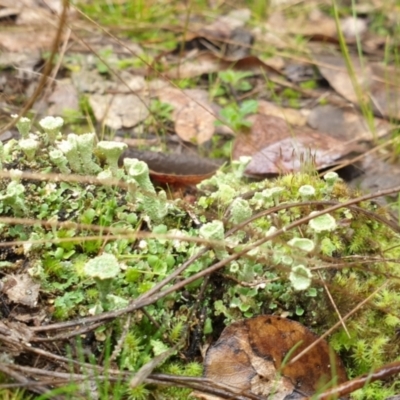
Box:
(201, 315, 347, 399)
(0, 319, 33, 356)
(258, 100, 307, 126)
(307, 104, 391, 141)
(232, 114, 360, 176)
(2, 273, 40, 307)
(175, 8, 253, 59)
(313, 53, 373, 105)
(245, 130, 350, 176)
(165, 52, 282, 80)
(123, 148, 220, 186)
(47, 78, 80, 116)
(88, 93, 149, 130)
(232, 114, 290, 160)
(157, 88, 216, 144)
(313, 53, 400, 119)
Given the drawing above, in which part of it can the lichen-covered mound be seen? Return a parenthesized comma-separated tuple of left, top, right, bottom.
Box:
(1, 116, 400, 398)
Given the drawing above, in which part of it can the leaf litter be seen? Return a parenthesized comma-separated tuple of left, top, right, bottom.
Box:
(2, 1, 400, 398)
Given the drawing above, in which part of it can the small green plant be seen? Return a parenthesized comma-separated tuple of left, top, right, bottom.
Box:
(216, 99, 259, 132)
(210, 70, 254, 102)
(218, 70, 253, 93)
(144, 99, 174, 137)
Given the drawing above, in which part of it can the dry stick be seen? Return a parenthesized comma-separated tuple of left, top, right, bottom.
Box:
(2, 341, 262, 400)
(0, 223, 212, 250)
(0, 364, 49, 396)
(148, 374, 264, 400)
(31, 184, 400, 335)
(317, 270, 350, 338)
(304, 361, 400, 400)
(0, 169, 126, 187)
(0, 0, 68, 135)
(326, 134, 400, 175)
(2, 341, 258, 400)
(42, 26, 72, 100)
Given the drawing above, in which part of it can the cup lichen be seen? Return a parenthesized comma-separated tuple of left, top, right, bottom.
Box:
(83, 253, 121, 311)
(2, 116, 400, 397)
(96, 141, 127, 175)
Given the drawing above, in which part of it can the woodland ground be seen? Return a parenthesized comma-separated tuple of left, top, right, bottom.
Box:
(2, 0, 400, 399)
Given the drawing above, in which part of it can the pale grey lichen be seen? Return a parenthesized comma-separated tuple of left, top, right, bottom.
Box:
(39, 116, 64, 144)
(215, 183, 236, 204)
(74, 133, 102, 175)
(58, 133, 101, 175)
(19, 138, 40, 161)
(200, 220, 227, 259)
(97, 169, 114, 192)
(57, 138, 82, 173)
(199, 220, 225, 242)
(49, 149, 71, 174)
(324, 172, 340, 193)
(106, 294, 129, 310)
(251, 187, 285, 208)
(308, 212, 337, 233)
(287, 237, 315, 253)
(231, 156, 252, 178)
(229, 197, 252, 225)
(298, 185, 315, 200)
(124, 158, 168, 223)
(3, 139, 17, 160)
(96, 141, 127, 176)
(83, 253, 121, 310)
(289, 265, 312, 291)
(9, 169, 23, 182)
(12, 115, 31, 138)
(124, 158, 155, 194)
(0, 181, 26, 215)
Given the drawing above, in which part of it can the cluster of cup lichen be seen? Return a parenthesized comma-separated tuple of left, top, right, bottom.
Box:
(197, 162, 400, 397)
(2, 116, 400, 398)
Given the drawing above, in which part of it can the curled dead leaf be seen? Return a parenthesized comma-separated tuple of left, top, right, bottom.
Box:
(2, 274, 40, 307)
(233, 114, 358, 176)
(157, 88, 217, 144)
(198, 315, 347, 400)
(122, 149, 220, 186)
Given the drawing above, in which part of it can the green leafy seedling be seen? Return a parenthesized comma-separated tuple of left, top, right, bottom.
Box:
(216, 99, 259, 132)
(218, 70, 253, 92)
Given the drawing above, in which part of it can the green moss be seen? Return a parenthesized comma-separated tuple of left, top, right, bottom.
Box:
(2, 117, 400, 398)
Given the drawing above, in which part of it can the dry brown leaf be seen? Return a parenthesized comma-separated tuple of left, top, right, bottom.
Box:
(0, 320, 33, 356)
(232, 114, 290, 160)
(123, 148, 220, 186)
(266, 9, 337, 42)
(313, 53, 400, 119)
(245, 130, 351, 176)
(0, 30, 56, 52)
(47, 79, 80, 116)
(313, 53, 373, 105)
(199, 315, 347, 400)
(89, 93, 149, 130)
(232, 114, 358, 176)
(166, 52, 281, 80)
(307, 104, 391, 141)
(258, 100, 307, 126)
(157, 88, 216, 144)
(2, 274, 40, 307)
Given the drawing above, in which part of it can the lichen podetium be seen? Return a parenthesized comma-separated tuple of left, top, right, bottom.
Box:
(1, 116, 400, 398)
